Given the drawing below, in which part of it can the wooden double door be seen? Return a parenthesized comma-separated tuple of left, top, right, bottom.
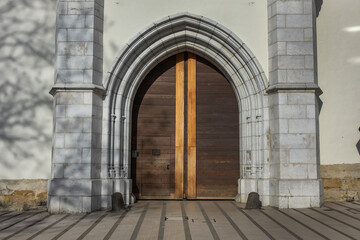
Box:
(132, 53, 239, 199)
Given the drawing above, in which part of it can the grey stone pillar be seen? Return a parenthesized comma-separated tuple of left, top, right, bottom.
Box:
(267, 0, 323, 208)
(48, 0, 105, 213)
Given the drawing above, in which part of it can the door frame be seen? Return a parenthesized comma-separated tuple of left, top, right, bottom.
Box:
(103, 13, 269, 205)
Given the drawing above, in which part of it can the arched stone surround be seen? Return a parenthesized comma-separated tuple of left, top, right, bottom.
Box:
(102, 12, 270, 205)
(48, 0, 323, 213)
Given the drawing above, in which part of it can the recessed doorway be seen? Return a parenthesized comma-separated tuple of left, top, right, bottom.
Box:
(131, 53, 239, 199)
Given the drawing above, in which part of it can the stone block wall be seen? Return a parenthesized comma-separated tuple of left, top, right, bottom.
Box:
(0, 180, 48, 211)
(267, 0, 323, 208)
(48, 0, 105, 213)
(5, 162, 360, 211)
(322, 164, 360, 202)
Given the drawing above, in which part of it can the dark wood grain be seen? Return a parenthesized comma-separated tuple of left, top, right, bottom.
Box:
(195, 56, 240, 198)
(131, 53, 240, 199)
(131, 56, 176, 198)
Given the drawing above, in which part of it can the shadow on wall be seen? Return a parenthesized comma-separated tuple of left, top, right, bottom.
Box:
(0, 0, 55, 179)
(104, 17, 119, 70)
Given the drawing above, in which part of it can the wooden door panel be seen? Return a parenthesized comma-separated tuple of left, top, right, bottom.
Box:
(195, 56, 239, 198)
(132, 53, 239, 199)
(141, 137, 172, 147)
(132, 55, 176, 198)
(174, 53, 185, 199)
(140, 136, 171, 196)
(196, 151, 238, 159)
(187, 53, 197, 199)
(141, 184, 171, 196)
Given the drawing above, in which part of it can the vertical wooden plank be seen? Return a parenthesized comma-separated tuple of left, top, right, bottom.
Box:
(187, 53, 197, 199)
(175, 53, 185, 199)
(195, 56, 239, 198)
(132, 56, 176, 198)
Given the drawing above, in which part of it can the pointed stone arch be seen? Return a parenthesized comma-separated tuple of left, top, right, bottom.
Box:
(102, 12, 270, 204)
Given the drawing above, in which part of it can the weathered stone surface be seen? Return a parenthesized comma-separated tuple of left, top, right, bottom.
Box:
(245, 192, 261, 209)
(112, 192, 125, 211)
(0, 180, 47, 211)
(321, 164, 360, 202)
(324, 189, 360, 202)
(235, 194, 241, 203)
(321, 164, 360, 178)
(323, 178, 342, 189)
(267, 0, 323, 208)
(49, 0, 104, 213)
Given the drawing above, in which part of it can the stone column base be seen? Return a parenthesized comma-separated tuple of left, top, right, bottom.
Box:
(239, 178, 271, 206)
(276, 179, 324, 208)
(47, 178, 134, 213)
(99, 178, 134, 210)
(47, 179, 102, 213)
(239, 178, 324, 208)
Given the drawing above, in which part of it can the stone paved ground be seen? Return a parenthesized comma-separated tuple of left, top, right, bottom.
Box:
(0, 201, 360, 240)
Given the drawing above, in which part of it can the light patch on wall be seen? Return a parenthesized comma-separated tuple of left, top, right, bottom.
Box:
(343, 26, 360, 32)
(103, 0, 269, 80)
(347, 57, 360, 65)
(317, 0, 360, 165)
(0, 0, 55, 179)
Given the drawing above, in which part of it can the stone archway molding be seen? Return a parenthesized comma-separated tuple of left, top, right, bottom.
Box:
(103, 12, 270, 205)
(49, 0, 323, 213)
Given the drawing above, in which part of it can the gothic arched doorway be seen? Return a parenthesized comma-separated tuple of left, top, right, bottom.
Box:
(131, 53, 239, 199)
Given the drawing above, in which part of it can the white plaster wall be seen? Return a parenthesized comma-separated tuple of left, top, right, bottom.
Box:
(317, 0, 360, 165)
(0, 0, 55, 179)
(103, 0, 268, 78)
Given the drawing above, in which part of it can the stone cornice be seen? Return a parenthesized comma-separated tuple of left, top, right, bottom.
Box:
(266, 83, 323, 95)
(50, 83, 107, 97)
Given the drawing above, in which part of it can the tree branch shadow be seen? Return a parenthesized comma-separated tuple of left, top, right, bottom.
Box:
(0, 0, 56, 178)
